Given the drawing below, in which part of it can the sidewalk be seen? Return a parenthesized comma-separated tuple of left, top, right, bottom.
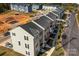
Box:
(45, 47, 55, 56)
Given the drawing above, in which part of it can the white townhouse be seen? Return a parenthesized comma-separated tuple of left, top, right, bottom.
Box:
(9, 22, 43, 56)
(32, 4, 42, 11)
(10, 3, 32, 13)
(43, 5, 56, 10)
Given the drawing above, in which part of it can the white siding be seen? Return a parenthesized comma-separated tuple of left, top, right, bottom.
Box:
(14, 5, 18, 11)
(10, 4, 29, 13)
(32, 5, 39, 10)
(10, 4, 14, 10)
(18, 5, 24, 12)
(43, 6, 53, 11)
(24, 6, 28, 13)
(10, 27, 35, 56)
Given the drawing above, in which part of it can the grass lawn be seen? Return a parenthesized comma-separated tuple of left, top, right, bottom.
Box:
(0, 46, 24, 56)
(51, 38, 64, 56)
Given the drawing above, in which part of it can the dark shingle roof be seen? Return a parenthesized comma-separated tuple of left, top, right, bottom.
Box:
(34, 16, 51, 29)
(46, 12, 57, 20)
(52, 7, 64, 15)
(20, 22, 42, 37)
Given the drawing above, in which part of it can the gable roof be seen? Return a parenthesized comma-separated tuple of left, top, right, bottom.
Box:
(20, 22, 42, 37)
(52, 7, 64, 15)
(34, 16, 51, 29)
(46, 12, 57, 20)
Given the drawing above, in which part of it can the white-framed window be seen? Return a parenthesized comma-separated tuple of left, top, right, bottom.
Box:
(25, 43, 29, 49)
(26, 51, 30, 55)
(26, 51, 28, 55)
(24, 36, 29, 40)
(12, 33, 16, 36)
(18, 41, 21, 46)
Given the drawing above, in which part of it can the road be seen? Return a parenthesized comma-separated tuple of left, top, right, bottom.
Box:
(62, 12, 79, 56)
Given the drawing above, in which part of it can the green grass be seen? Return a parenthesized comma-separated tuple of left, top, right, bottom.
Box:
(0, 46, 24, 56)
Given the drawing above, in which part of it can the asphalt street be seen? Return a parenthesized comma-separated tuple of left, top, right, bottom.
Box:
(62, 12, 79, 56)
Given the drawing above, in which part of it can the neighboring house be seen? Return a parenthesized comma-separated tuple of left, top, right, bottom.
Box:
(42, 5, 64, 18)
(9, 22, 43, 56)
(46, 12, 58, 30)
(10, 3, 32, 13)
(32, 4, 42, 11)
(43, 5, 53, 11)
(46, 12, 64, 25)
(33, 16, 52, 43)
(39, 12, 59, 33)
(46, 12, 58, 21)
(52, 7, 64, 18)
(42, 5, 59, 12)
(46, 12, 60, 45)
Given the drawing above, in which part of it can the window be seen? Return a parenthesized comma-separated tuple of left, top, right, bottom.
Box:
(26, 51, 30, 55)
(24, 36, 29, 40)
(28, 52, 30, 55)
(25, 44, 29, 49)
(4, 32, 10, 36)
(18, 41, 21, 46)
(12, 33, 16, 36)
(26, 51, 28, 54)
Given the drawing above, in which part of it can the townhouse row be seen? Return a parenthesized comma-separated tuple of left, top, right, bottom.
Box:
(10, 3, 64, 19)
(8, 11, 64, 56)
(10, 3, 42, 13)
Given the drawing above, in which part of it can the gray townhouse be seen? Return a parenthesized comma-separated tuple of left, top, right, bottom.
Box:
(52, 7, 64, 19)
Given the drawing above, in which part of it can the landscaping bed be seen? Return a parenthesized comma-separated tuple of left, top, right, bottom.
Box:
(51, 38, 64, 56)
(51, 24, 64, 56)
